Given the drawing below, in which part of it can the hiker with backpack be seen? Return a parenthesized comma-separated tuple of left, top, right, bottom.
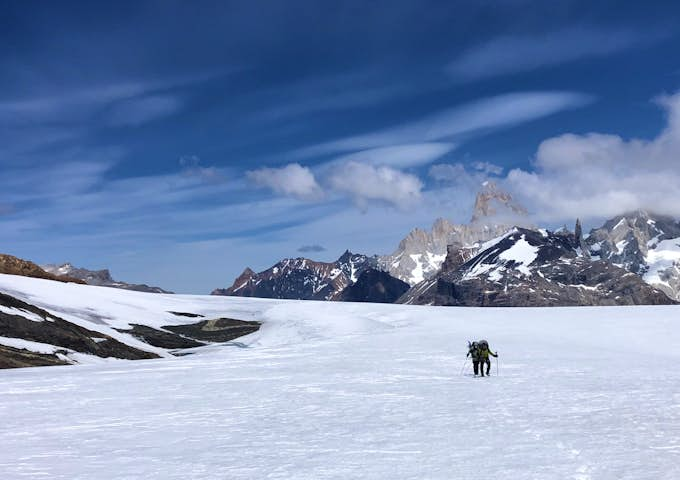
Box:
(477, 340, 498, 377)
(466, 341, 481, 375)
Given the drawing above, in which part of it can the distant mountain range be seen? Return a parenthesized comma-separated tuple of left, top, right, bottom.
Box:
(2, 184, 678, 308)
(399, 224, 673, 306)
(212, 184, 680, 307)
(41, 263, 172, 294)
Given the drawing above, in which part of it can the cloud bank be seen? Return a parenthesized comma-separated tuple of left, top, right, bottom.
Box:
(506, 91, 680, 220)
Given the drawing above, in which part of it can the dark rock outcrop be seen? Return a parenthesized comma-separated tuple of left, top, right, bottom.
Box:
(163, 318, 260, 343)
(0, 292, 160, 368)
(338, 268, 410, 303)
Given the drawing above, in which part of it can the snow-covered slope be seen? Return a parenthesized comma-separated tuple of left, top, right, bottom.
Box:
(0, 284, 679, 478)
(0, 274, 263, 366)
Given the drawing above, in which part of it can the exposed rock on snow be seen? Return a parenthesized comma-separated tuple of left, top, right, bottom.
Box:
(0, 274, 261, 369)
(0, 290, 160, 368)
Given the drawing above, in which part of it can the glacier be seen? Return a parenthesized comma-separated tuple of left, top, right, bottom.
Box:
(1, 274, 680, 479)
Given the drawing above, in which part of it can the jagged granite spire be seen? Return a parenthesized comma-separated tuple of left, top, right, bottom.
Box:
(470, 181, 528, 224)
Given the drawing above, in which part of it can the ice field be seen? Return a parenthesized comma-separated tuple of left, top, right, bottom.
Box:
(1, 275, 679, 479)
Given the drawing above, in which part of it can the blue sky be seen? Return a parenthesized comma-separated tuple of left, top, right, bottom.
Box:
(2, 0, 680, 293)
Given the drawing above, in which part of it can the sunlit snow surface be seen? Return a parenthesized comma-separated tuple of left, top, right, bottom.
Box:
(1, 275, 680, 479)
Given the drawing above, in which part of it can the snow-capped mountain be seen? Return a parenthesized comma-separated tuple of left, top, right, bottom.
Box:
(41, 263, 172, 294)
(586, 210, 680, 301)
(400, 226, 675, 307)
(378, 181, 529, 285)
(212, 250, 379, 300)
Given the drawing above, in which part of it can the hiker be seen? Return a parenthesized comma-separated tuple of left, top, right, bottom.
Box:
(478, 339, 498, 377)
(466, 341, 481, 375)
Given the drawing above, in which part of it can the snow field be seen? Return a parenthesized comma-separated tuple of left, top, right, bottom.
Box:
(1, 281, 680, 479)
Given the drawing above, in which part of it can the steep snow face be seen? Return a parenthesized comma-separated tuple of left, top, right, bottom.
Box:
(0, 294, 679, 478)
(497, 235, 538, 276)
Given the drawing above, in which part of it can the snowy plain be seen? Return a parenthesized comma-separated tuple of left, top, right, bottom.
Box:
(1, 274, 680, 479)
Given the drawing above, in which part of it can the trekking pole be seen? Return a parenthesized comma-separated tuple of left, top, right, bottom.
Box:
(496, 353, 500, 376)
(459, 358, 468, 376)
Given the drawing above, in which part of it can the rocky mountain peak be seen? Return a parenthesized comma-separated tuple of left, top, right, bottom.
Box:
(586, 210, 680, 301)
(470, 181, 528, 224)
(379, 183, 528, 286)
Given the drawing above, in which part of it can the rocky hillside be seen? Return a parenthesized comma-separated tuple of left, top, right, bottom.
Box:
(400, 226, 675, 307)
(0, 291, 159, 368)
(338, 268, 410, 303)
(586, 211, 680, 301)
(212, 251, 378, 300)
(42, 263, 172, 294)
(378, 181, 530, 285)
(0, 254, 84, 284)
(0, 276, 260, 369)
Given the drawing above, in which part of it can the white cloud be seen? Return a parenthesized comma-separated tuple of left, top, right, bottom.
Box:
(506, 91, 680, 221)
(296, 91, 592, 156)
(246, 163, 323, 201)
(448, 26, 663, 81)
(327, 143, 455, 169)
(327, 161, 423, 210)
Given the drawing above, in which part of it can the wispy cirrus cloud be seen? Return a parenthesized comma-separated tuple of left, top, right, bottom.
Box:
(295, 91, 593, 156)
(447, 26, 666, 81)
(324, 143, 456, 169)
